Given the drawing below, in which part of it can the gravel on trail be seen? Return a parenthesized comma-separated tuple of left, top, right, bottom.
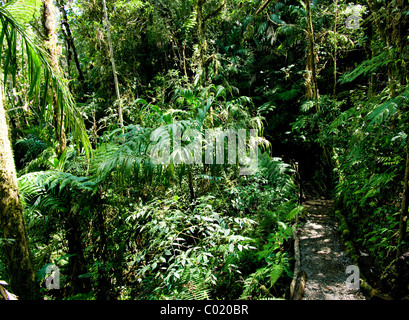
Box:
(297, 199, 366, 300)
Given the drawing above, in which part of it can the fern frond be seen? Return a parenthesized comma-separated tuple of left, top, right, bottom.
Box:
(339, 51, 391, 84)
(366, 86, 409, 127)
(177, 270, 211, 300)
(91, 125, 155, 186)
(15, 134, 48, 163)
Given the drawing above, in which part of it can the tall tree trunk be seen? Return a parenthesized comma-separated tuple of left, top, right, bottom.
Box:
(101, 0, 124, 130)
(332, 0, 338, 97)
(188, 167, 195, 202)
(196, 0, 226, 85)
(57, 0, 86, 89)
(0, 84, 38, 300)
(397, 141, 409, 259)
(182, 41, 188, 81)
(196, 0, 208, 85)
(368, 44, 375, 98)
(332, 51, 337, 97)
(305, 0, 319, 103)
(141, 12, 153, 86)
(65, 208, 91, 295)
(92, 192, 111, 300)
(95, 208, 111, 299)
(305, 0, 334, 191)
(42, 0, 67, 158)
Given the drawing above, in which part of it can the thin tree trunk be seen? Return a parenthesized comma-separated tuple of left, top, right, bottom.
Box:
(63, 27, 72, 78)
(368, 43, 375, 98)
(397, 141, 409, 259)
(196, 0, 226, 85)
(141, 14, 153, 86)
(95, 204, 111, 300)
(0, 83, 37, 300)
(65, 208, 91, 294)
(255, 0, 273, 15)
(197, 0, 208, 84)
(58, 0, 85, 86)
(305, 0, 333, 190)
(188, 168, 195, 202)
(332, 0, 338, 97)
(42, 0, 67, 158)
(332, 53, 337, 97)
(305, 0, 319, 103)
(102, 0, 124, 130)
(182, 41, 188, 80)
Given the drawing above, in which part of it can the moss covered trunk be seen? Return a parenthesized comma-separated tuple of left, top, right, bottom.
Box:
(42, 0, 67, 158)
(0, 84, 37, 300)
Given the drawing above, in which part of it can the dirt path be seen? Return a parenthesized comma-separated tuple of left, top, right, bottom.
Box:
(297, 199, 366, 300)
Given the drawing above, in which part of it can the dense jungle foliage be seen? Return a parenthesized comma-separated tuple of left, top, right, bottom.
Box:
(0, 0, 408, 301)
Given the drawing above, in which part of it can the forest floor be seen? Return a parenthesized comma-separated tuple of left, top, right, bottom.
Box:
(297, 199, 366, 300)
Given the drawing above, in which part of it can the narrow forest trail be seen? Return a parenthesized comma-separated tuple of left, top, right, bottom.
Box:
(296, 199, 366, 300)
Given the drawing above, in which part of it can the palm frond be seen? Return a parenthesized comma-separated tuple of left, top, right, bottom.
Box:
(0, 3, 92, 158)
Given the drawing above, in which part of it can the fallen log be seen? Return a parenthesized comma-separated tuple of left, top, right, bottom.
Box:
(290, 224, 306, 300)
